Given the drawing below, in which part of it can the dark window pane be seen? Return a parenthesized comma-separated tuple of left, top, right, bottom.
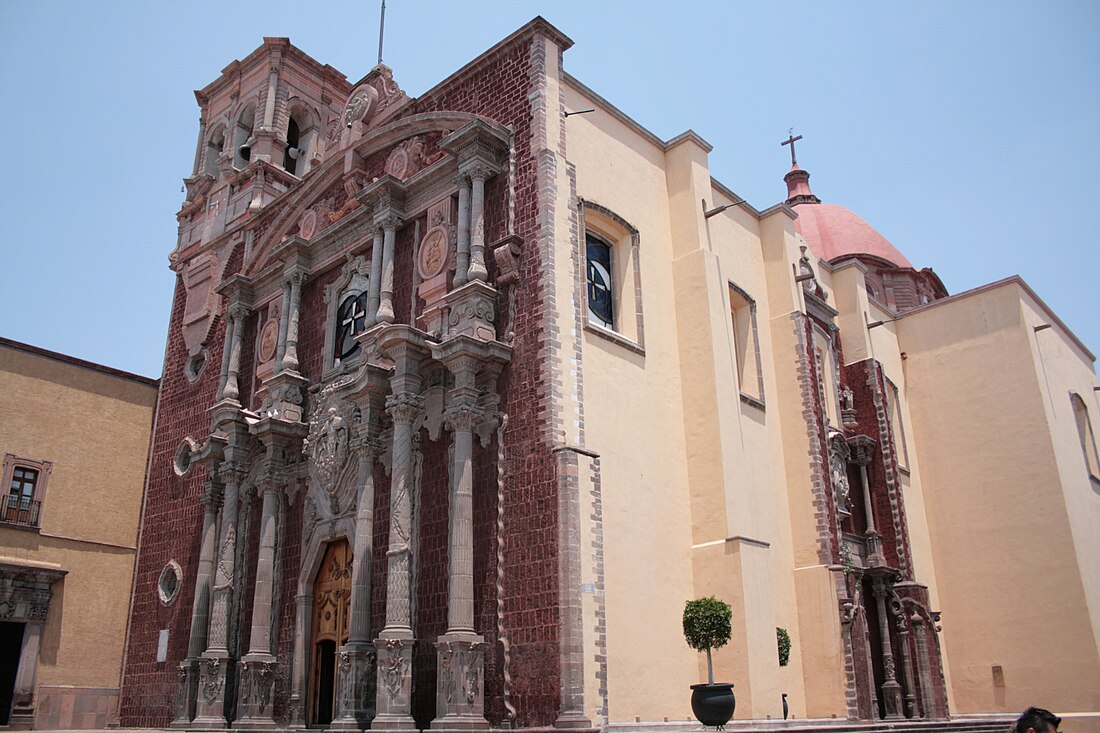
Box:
(586, 235, 613, 327)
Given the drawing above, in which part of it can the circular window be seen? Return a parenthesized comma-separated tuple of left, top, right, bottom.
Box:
(158, 561, 183, 605)
(174, 438, 197, 477)
(185, 350, 209, 383)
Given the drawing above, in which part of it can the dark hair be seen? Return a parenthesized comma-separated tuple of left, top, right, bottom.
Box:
(1015, 707, 1061, 733)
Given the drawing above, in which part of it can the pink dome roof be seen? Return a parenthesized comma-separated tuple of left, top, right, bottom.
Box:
(793, 203, 912, 269)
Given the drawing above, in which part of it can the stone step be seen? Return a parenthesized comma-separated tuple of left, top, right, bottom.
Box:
(610, 718, 1016, 733)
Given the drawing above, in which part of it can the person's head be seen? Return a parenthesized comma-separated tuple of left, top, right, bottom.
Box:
(1015, 707, 1061, 733)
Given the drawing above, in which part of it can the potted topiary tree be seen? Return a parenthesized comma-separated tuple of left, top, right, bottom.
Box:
(683, 597, 735, 727)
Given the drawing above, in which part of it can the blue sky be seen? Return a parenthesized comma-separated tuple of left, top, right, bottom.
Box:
(1, 1, 1096, 378)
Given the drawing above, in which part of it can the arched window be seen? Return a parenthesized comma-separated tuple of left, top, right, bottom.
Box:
(232, 103, 257, 169)
(322, 255, 372, 375)
(578, 200, 645, 351)
(283, 101, 317, 176)
(204, 124, 226, 179)
(1071, 393, 1100, 480)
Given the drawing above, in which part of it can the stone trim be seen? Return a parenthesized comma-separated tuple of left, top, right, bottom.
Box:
(790, 313, 833, 565)
(867, 362, 913, 578)
(587, 456, 608, 729)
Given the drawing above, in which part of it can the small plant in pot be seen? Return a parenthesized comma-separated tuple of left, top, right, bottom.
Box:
(683, 596, 735, 728)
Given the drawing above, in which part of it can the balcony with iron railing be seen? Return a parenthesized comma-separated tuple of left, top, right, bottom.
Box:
(1, 495, 42, 529)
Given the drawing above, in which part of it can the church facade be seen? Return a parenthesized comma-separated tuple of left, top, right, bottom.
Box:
(118, 17, 1100, 732)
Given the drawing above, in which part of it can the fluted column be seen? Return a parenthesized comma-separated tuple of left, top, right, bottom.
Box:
(373, 393, 422, 729)
(173, 481, 223, 727)
(281, 273, 303, 373)
(873, 579, 904, 719)
(331, 441, 382, 729)
(467, 170, 488, 282)
(453, 176, 471, 288)
(376, 217, 400, 324)
(367, 228, 384, 328)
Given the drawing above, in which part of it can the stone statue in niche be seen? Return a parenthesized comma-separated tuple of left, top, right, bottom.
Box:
(830, 439, 852, 517)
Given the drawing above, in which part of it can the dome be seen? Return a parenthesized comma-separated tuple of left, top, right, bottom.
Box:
(793, 203, 912, 269)
(783, 164, 912, 269)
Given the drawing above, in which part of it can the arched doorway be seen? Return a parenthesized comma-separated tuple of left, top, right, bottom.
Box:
(309, 538, 352, 725)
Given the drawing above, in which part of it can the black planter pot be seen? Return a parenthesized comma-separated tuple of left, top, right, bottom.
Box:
(690, 683, 736, 727)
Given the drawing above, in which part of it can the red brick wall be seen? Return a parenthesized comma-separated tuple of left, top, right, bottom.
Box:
(124, 27, 562, 730)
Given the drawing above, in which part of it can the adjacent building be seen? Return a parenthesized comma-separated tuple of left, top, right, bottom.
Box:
(117, 17, 1100, 733)
(0, 337, 157, 729)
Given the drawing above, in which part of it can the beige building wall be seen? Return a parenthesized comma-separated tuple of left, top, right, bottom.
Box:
(0, 339, 157, 729)
(896, 281, 1100, 717)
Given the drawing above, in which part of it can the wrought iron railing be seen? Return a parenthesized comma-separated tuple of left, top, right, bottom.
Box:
(1, 496, 41, 528)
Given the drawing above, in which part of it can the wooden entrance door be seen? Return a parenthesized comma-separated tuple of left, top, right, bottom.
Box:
(310, 538, 352, 725)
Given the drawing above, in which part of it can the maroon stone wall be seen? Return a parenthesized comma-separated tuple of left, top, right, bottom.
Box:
(119, 271, 226, 726)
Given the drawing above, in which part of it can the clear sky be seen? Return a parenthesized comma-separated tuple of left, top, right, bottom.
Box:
(1, 1, 1096, 378)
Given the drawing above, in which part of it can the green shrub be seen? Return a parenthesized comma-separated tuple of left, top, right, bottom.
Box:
(776, 627, 791, 666)
(683, 597, 732, 684)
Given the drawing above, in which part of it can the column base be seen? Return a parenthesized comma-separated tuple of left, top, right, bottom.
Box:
(171, 658, 202, 728)
(192, 654, 234, 729)
(233, 656, 278, 729)
(881, 679, 904, 720)
(431, 633, 488, 730)
(372, 636, 416, 730)
(329, 643, 377, 730)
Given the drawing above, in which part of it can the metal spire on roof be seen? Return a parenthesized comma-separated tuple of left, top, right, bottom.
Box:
(377, 0, 387, 65)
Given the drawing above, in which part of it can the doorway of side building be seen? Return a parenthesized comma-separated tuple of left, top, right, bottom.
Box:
(309, 538, 352, 725)
(0, 622, 25, 725)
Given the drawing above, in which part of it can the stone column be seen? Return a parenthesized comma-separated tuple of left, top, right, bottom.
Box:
(217, 309, 238, 401)
(853, 445, 886, 567)
(331, 442, 382, 729)
(374, 393, 422, 729)
(432, 359, 488, 728)
(467, 170, 488, 282)
(288, 593, 311, 728)
(872, 579, 903, 719)
(376, 217, 400, 324)
(367, 228, 384, 328)
(193, 462, 242, 728)
(281, 273, 303, 373)
(173, 481, 223, 727)
(275, 281, 292, 373)
(453, 176, 471, 288)
(235, 486, 280, 727)
(895, 612, 919, 719)
(223, 306, 247, 402)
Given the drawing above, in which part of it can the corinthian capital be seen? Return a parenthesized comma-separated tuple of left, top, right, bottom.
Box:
(386, 393, 424, 425)
(444, 403, 483, 433)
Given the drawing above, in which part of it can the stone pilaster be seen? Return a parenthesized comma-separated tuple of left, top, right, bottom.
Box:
(221, 306, 246, 402)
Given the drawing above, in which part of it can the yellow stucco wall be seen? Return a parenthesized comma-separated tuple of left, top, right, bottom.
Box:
(896, 283, 1100, 714)
(0, 342, 157, 695)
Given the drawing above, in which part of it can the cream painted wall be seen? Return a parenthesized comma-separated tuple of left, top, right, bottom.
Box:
(897, 282, 1100, 714)
(562, 81, 699, 723)
(0, 343, 157, 691)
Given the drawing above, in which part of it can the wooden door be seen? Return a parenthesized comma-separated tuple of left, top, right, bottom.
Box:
(309, 538, 352, 724)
